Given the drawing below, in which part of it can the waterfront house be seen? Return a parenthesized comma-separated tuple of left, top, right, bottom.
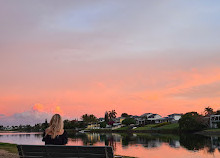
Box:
(147, 114, 162, 123)
(87, 123, 100, 129)
(136, 113, 162, 125)
(155, 117, 173, 124)
(210, 115, 220, 128)
(98, 118, 105, 122)
(155, 113, 182, 124)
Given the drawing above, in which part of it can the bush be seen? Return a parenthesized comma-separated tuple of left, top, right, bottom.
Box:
(122, 118, 136, 126)
(179, 112, 207, 132)
(100, 122, 107, 128)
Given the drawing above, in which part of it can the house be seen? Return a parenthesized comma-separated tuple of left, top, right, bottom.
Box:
(155, 114, 182, 124)
(136, 117, 146, 126)
(140, 113, 153, 118)
(155, 117, 173, 124)
(87, 123, 100, 129)
(210, 115, 220, 128)
(136, 113, 162, 125)
(147, 114, 162, 123)
(168, 114, 182, 122)
(98, 118, 105, 122)
(115, 117, 126, 123)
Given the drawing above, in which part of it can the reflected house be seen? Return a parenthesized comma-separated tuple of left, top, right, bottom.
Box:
(136, 137, 161, 148)
(169, 140, 181, 148)
(210, 115, 220, 128)
(210, 136, 220, 150)
(86, 133, 100, 142)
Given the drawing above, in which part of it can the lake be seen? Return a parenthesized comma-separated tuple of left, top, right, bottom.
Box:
(0, 132, 220, 158)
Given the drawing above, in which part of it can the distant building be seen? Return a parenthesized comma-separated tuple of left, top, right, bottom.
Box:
(115, 117, 126, 123)
(147, 114, 162, 123)
(98, 118, 105, 122)
(210, 115, 220, 128)
(136, 113, 162, 125)
(155, 114, 182, 124)
(87, 123, 100, 129)
(168, 114, 182, 122)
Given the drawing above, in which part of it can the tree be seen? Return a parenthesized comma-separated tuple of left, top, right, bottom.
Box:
(104, 111, 109, 123)
(215, 110, 220, 115)
(100, 122, 107, 128)
(204, 106, 214, 116)
(121, 113, 129, 117)
(122, 118, 135, 126)
(179, 112, 207, 132)
(42, 119, 49, 130)
(81, 114, 97, 124)
(108, 110, 117, 121)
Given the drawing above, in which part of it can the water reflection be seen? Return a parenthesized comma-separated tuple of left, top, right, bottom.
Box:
(68, 132, 220, 154)
(0, 132, 219, 157)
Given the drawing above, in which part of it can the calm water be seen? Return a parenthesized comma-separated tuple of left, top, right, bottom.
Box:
(0, 132, 220, 158)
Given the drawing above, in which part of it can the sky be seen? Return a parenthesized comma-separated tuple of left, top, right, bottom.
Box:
(0, 0, 220, 125)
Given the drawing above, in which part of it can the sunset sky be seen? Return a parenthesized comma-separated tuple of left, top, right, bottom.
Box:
(0, 0, 220, 125)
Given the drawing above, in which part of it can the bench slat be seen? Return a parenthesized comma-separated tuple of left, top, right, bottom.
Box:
(17, 145, 114, 158)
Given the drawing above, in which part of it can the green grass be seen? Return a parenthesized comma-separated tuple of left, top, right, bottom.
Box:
(133, 123, 179, 132)
(133, 124, 156, 130)
(203, 128, 220, 132)
(157, 123, 179, 130)
(114, 126, 130, 130)
(0, 142, 18, 153)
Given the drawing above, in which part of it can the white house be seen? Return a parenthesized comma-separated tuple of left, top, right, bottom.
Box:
(155, 117, 173, 124)
(155, 114, 182, 124)
(210, 115, 220, 128)
(140, 113, 153, 118)
(168, 114, 182, 121)
(147, 114, 162, 123)
(136, 113, 162, 125)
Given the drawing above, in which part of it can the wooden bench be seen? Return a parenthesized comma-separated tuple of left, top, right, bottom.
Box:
(17, 145, 122, 158)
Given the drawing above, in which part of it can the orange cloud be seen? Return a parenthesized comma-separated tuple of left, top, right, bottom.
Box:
(53, 106, 63, 115)
(32, 103, 44, 112)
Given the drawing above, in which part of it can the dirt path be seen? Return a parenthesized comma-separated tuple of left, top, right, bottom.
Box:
(0, 150, 19, 158)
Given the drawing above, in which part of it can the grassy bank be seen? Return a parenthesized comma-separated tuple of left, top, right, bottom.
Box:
(196, 128, 220, 136)
(90, 123, 180, 134)
(133, 123, 179, 133)
(0, 142, 18, 154)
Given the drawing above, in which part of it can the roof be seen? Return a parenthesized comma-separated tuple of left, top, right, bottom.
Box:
(140, 113, 153, 117)
(148, 114, 161, 118)
(168, 113, 182, 116)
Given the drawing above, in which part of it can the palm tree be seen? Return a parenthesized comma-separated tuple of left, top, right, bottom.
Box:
(108, 110, 117, 121)
(81, 114, 97, 124)
(204, 106, 214, 116)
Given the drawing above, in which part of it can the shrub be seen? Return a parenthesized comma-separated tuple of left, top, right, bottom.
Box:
(100, 122, 107, 128)
(122, 118, 136, 126)
(179, 112, 207, 132)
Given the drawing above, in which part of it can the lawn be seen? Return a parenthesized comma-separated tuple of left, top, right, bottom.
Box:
(133, 123, 179, 131)
(157, 123, 179, 130)
(203, 128, 220, 132)
(114, 126, 130, 130)
(133, 124, 156, 130)
(0, 142, 18, 153)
